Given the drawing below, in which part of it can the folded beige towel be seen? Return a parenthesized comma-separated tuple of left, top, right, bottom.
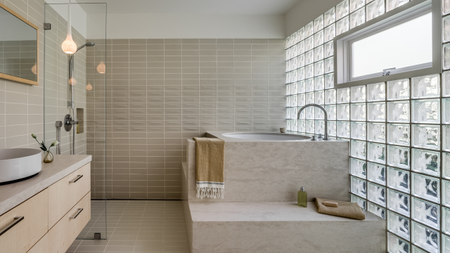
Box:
(315, 198, 365, 220)
(193, 137, 225, 199)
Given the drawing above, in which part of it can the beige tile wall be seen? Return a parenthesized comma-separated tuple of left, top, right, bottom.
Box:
(0, 0, 45, 149)
(87, 39, 286, 199)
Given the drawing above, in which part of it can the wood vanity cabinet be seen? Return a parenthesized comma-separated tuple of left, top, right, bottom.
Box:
(0, 163, 91, 253)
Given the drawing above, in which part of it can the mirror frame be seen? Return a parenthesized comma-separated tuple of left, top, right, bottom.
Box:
(0, 3, 39, 86)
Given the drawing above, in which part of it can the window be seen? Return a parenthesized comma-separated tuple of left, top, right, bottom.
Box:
(335, 0, 441, 87)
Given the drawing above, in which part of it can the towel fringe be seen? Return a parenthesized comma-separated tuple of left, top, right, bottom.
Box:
(196, 187, 224, 199)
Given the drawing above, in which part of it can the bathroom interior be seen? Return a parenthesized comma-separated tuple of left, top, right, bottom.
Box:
(0, 0, 449, 252)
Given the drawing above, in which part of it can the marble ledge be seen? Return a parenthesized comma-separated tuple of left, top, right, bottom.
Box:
(0, 155, 91, 216)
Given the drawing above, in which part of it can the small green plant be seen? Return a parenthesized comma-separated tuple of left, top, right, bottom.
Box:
(31, 134, 58, 152)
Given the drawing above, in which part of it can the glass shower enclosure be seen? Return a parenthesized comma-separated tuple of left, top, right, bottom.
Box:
(43, 2, 107, 240)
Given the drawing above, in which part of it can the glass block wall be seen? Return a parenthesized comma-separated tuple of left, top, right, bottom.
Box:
(285, 0, 450, 252)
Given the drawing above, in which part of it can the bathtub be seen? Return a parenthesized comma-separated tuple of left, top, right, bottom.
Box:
(221, 132, 311, 141)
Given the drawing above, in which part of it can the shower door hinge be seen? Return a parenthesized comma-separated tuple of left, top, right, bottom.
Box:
(44, 23, 51, 30)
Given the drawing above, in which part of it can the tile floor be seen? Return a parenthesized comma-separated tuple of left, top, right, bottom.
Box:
(66, 200, 189, 253)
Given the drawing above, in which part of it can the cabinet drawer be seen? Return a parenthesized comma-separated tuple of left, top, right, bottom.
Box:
(48, 192, 91, 253)
(48, 163, 90, 227)
(0, 189, 48, 253)
(27, 233, 49, 253)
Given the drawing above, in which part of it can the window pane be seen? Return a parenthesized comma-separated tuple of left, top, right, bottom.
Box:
(351, 12, 432, 78)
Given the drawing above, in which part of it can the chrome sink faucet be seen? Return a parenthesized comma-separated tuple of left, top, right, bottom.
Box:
(297, 104, 328, 140)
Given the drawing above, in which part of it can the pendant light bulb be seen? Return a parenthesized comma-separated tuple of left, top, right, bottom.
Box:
(31, 63, 37, 74)
(97, 61, 106, 74)
(61, 2, 77, 54)
(69, 77, 76, 85)
(86, 83, 93, 91)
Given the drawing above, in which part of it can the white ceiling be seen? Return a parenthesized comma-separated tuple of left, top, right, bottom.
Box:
(61, 0, 302, 15)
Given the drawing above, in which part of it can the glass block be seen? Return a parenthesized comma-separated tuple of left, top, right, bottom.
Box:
(444, 126, 450, 151)
(387, 145, 410, 169)
(368, 202, 386, 219)
(367, 102, 386, 122)
(297, 40, 305, 54)
(411, 245, 427, 253)
(315, 107, 325, 119)
(351, 140, 366, 159)
(315, 120, 324, 135)
(305, 92, 314, 104)
(411, 74, 440, 99)
(368, 182, 386, 206)
(325, 73, 334, 89)
(411, 221, 439, 253)
(367, 82, 385, 102)
(367, 123, 385, 143)
(314, 31, 324, 48)
(351, 103, 366, 121)
(387, 188, 409, 217)
(351, 194, 366, 209)
(351, 122, 366, 140)
(386, 0, 409, 12)
(388, 167, 410, 193)
(306, 119, 315, 133)
(387, 101, 410, 123)
(298, 67, 305, 81)
(388, 211, 410, 240)
(314, 45, 324, 62)
(443, 180, 450, 207)
(336, 16, 349, 36)
(324, 41, 334, 58)
(444, 207, 450, 235)
(305, 50, 314, 65)
(351, 158, 366, 178)
(368, 162, 386, 185)
(444, 98, 450, 123)
(444, 43, 450, 70)
(314, 15, 323, 33)
(305, 78, 314, 92)
(337, 104, 350, 120)
(445, 0, 450, 15)
(444, 153, 450, 179)
(298, 93, 305, 106)
(314, 61, 324, 76)
(305, 36, 314, 52)
(304, 106, 314, 119)
(325, 89, 336, 104)
(337, 87, 350, 103)
(387, 79, 410, 100)
(336, 0, 349, 20)
(305, 64, 314, 79)
(324, 7, 336, 26)
(368, 142, 386, 164)
(387, 124, 410, 146)
(325, 105, 337, 120)
(324, 57, 334, 74)
(338, 121, 351, 138)
(297, 119, 306, 132)
(366, 0, 385, 22)
(412, 197, 439, 230)
(297, 81, 305, 94)
(411, 99, 440, 124)
(350, 0, 365, 12)
(328, 120, 337, 136)
(315, 91, 324, 105)
(297, 54, 305, 68)
(388, 232, 410, 253)
(443, 71, 450, 97)
(324, 24, 335, 42)
(411, 173, 439, 203)
(350, 7, 365, 29)
(411, 125, 440, 150)
(305, 21, 314, 38)
(443, 234, 450, 253)
(351, 175, 366, 197)
(351, 85, 366, 102)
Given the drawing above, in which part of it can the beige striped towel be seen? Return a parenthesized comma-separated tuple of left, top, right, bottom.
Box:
(193, 137, 225, 199)
(315, 197, 365, 220)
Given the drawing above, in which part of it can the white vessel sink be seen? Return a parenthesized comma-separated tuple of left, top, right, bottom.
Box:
(0, 149, 42, 183)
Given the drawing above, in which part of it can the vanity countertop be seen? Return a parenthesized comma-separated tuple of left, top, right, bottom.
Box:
(0, 155, 91, 216)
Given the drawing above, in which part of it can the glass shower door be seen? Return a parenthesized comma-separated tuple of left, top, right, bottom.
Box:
(43, 2, 108, 240)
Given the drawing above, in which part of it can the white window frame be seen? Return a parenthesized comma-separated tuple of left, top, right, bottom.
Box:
(334, 0, 441, 88)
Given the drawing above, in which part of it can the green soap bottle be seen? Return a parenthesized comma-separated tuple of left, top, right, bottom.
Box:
(297, 186, 307, 207)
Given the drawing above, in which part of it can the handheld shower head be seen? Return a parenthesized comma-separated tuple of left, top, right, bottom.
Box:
(75, 42, 96, 52)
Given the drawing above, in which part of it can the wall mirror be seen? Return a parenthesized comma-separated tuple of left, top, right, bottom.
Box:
(0, 3, 39, 85)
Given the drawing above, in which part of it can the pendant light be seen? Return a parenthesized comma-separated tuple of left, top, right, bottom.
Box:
(97, 61, 106, 74)
(61, 1, 77, 54)
(31, 63, 37, 74)
(86, 83, 93, 91)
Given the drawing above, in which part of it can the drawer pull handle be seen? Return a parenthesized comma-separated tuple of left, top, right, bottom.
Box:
(70, 175, 83, 183)
(70, 208, 84, 219)
(0, 216, 24, 236)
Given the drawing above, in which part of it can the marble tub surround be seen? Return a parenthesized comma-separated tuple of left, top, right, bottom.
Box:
(0, 155, 91, 216)
(185, 133, 350, 203)
(187, 202, 386, 253)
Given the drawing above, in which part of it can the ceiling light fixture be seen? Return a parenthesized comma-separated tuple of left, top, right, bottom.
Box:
(61, 1, 77, 54)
